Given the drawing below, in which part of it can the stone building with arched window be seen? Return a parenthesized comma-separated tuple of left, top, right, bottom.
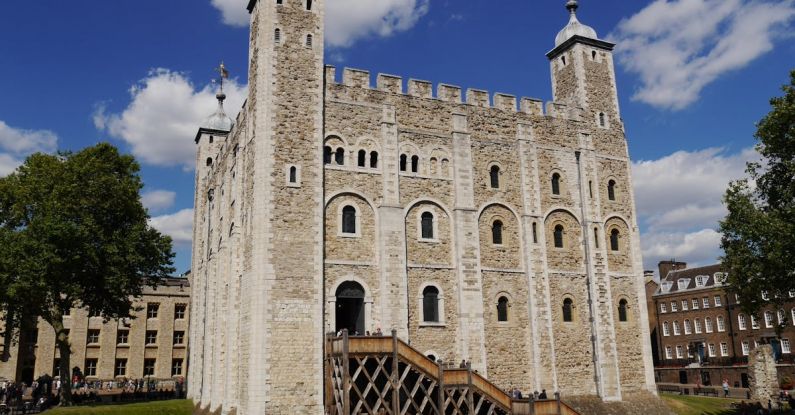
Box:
(188, 0, 655, 413)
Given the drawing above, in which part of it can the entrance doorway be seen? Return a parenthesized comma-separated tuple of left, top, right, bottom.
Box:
(335, 281, 365, 335)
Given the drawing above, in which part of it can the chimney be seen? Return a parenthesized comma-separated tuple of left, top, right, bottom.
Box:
(658, 260, 687, 279)
(644, 270, 655, 281)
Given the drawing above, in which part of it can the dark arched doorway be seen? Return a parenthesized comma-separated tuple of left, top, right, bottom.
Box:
(335, 281, 365, 335)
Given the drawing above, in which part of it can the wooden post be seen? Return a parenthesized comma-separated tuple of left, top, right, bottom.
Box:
(555, 391, 561, 415)
(324, 333, 331, 413)
(342, 329, 350, 415)
(529, 394, 535, 415)
(392, 329, 400, 415)
(437, 361, 445, 415)
(466, 363, 475, 412)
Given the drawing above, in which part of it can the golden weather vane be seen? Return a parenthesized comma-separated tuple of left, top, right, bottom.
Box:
(214, 61, 230, 93)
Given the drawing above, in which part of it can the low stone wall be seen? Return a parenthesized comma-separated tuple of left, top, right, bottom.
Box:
(565, 391, 674, 415)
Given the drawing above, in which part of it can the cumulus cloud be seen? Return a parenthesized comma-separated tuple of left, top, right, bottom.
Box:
(632, 147, 759, 272)
(94, 69, 247, 170)
(0, 120, 59, 177)
(149, 209, 194, 246)
(209, 0, 430, 48)
(142, 190, 177, 213)
(610, 0, 795, 110)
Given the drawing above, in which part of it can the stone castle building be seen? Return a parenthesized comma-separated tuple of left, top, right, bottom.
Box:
(188, 0, 656, 413)
(0, 277, 190, 384)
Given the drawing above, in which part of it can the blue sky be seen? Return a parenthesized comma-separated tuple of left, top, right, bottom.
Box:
(0, 0, 793, 275)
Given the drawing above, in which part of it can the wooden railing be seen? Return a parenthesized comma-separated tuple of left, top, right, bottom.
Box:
(325, 329, 580, 415)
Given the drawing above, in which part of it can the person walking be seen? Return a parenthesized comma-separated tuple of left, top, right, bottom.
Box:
(722, 378, 730, 398)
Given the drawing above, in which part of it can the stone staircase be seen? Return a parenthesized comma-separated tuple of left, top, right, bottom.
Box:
(325, 330, 581, 415)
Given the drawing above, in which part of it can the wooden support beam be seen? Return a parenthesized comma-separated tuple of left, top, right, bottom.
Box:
(342, 329, 350, 415)
(392, 329, 400, 415)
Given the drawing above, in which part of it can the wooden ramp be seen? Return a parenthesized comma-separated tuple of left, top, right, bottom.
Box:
(325, 330, 580, 415)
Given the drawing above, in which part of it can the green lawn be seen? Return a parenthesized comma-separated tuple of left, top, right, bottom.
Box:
(47, 400, 193, 415)
(661, 394, 740, 415)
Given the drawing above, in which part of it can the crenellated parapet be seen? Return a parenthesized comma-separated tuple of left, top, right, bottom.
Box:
(325, 66, 584, 121)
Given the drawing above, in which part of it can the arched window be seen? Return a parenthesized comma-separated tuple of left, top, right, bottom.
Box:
(306, 0, 312, 10)
(306, 34, 313, 47)
(497, 297, 509, 322)
(335, 148, 345, 165)
(608, 180, 616, 201)
(274, 28, 281, 43)
(554, 225, 564, 248)
(599, 112, 606, 127)
(411, 155, 419, 173)
(370, 151, 378, 168)
(610, 229, 620, 251)
(341, 206, 356, 234)
(562, 298, 573, 322)
(422, 286, 439, 323)
(357, 150, 366, 167)
(289, 166, 297, 183)
(492, 220, 503, 245)
(594, 227, 600, 249)
(551, 173, 561, 195)
(276, 0, 282, 4)
(323, 146, 332, 164)
(206, 157, 213, 167)
(490, 165, 500, 188)
(592, 50, 597, 60)
(421, 212, 434, 239)
(430, 158, 438, 175)
(399, 154, 407, 172)
(618, 299, 628, 322)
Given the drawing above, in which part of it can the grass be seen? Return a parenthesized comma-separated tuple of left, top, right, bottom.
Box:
(46, 399, 193, 415)
(661, 394, 741, 415)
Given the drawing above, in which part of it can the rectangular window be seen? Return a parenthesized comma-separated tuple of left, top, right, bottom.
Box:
(115, 359, 127, 377)
(143, 359, 156, 376)
(751, 315, 759, 329)
(660, 303, 667, 313)
(172, 359, 184, 376)
(145, 330, 158, 345)
(742, 341, 750, 356)
(665, 346, 673, 359)
(765, 312, 774, 328)
(779, 310, 786, 325)
(174, 304, 187, 320)
(702, 297, 710, 308)
(684, 320, 692, 335)
(53, 359, 61, 378)
(681, 300, 689, 311)
(708, 344, 716, 357)
(783, 339, 791, 354)
(147, 303, 159, 319)
(671, 301, 678, 312)
(86, 329, 100, 345)
(789, 290, 795, 298)
(714, 296, 722, 307)
(721, 343, 729, 357)
(85, 359, 97, 377)
(663, 322, 670, 336)
(739, 315, 748, 330)
(762, 291, 770, 301)
(117, 329, 129, 345)
(173, 331, 185, 346)
(692, 299, 699, 310)
(735, 293, 741, 303)
(676, 345, 684, 359)
(717, 317, 726, 332)
(792, 309, 795, 326)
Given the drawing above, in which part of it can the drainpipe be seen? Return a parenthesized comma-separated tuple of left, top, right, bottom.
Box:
(575, 150, 602, 397)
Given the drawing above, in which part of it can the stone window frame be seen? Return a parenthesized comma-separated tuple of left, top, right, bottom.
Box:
(487, 161, 503, 190)
(305, 33, 314, 49)
(605, 176, 618, 202)
(549, 169, 564, 198)
(494, 291, 514, 325)
(337, 202, 362, 238)
(485, 213, 507, 248)
(85, 359, 98, 377)
(424, 350, 442, 363)
(708, 343, 716, 357)
(675, 345, 683, 359)
(714, 295, 722, 307)
(681, 299, 689, 311)
(692, 298, 699, 310)
(720, 342, 729, 357)
(274, 27, 283, 45)
(741, 341, 750, 356)
(783, 339, 792, 354)
(595, 111, 610, 129)
(417, 282, 446, 327)
(616, 297, 630, 323)
(285, 164, 302, 188)
(416, 206, 440, 244)
(705, 317, 713, 333)
(328, 277, 374, 334)
(561, 295, 576, 323)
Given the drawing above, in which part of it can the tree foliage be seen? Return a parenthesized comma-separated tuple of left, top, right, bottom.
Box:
(720, 70, 795, 315)
(0, 143, 174, 404)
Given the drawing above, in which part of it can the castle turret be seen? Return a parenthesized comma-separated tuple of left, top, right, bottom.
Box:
(548, 0, 621, 130)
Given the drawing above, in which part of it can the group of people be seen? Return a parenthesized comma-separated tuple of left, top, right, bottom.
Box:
(338, 328, 384, 337)
(507, 387, 550, 401)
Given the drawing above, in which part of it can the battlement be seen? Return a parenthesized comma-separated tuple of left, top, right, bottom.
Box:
(325, 66, 583, 121)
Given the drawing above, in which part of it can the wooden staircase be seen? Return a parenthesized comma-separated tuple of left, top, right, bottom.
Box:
(325, 330, 580, 415)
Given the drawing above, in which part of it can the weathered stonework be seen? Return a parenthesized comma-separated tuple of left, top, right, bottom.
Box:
(188, 1, 656, 413)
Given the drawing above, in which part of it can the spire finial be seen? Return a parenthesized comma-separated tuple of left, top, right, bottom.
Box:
(566, 0, 579, 14)
(214, 61, 230, 103)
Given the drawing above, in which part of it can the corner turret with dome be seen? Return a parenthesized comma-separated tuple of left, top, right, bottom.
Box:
(194, 62, 234, 143)
(555, 0, 598, 47)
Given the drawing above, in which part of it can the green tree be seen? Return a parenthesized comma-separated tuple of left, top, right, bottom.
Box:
(0, 143, 174, 405)
(720, 70, 795, 316)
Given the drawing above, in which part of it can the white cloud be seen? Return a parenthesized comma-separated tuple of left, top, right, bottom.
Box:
(95, 69, 247, 170)
(632, 147, 758, 271)
(149, 209, 194, 246)
(209, 0, 430, 48)
(610, 0, 795, 110)
(142, 190, 177, 213)
(0, 120, 59, 177)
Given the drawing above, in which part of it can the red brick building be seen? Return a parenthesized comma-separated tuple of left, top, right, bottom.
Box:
(650, 261, 795, 388)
